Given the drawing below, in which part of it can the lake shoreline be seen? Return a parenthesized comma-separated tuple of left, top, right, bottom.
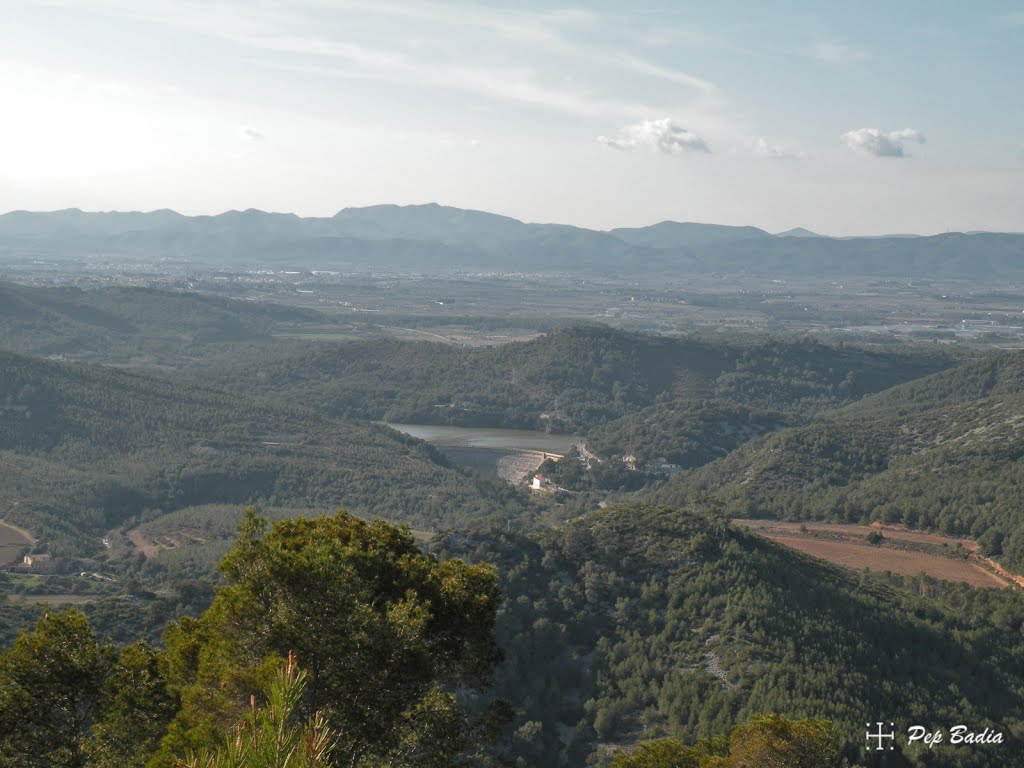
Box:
(381, 423, 575, 480)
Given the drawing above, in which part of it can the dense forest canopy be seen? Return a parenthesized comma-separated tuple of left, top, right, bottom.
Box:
(4, 507, 1022, 767)
(178, 325, 954, 432)
(650, 350, 1024, 571)
(0, 512, 507, 768)
(0, 282, 321, 362)
(0, 349, 528, 554)
(434, 504, 1023, 767)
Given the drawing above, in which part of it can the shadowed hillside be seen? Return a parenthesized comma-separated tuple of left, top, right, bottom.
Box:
(0, 350, 527, 553)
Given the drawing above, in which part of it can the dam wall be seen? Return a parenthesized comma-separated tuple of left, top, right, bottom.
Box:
(435, 446, 562, 483)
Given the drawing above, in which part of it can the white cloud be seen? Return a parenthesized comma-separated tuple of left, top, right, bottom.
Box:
(614, 54, 716, 95)
(598, 118, 709, 154)
(753, 137, 804, 159)
(30, 0, 724, 125)
(438, 133, 481, 148)
(841, 128, 925, 158)
(812, 41, 869, 63)
(239, 125, 264, 141)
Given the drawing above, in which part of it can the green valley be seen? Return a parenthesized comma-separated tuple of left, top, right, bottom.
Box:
(3, 279, 1024, 768)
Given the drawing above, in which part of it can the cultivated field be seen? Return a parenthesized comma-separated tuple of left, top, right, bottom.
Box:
(0, 520, 33, 565)
(736, 520, 1008, 589)
(10, 594, 95, 606)
(124, 512, 436, 560)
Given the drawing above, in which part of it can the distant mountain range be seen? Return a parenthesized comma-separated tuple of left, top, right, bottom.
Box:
(774, 227, 821, 238)
(1, 203, 1022, 280)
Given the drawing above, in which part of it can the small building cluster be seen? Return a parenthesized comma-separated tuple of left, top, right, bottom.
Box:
(619, 454, 681, 476)
(646, 457, 681, 476)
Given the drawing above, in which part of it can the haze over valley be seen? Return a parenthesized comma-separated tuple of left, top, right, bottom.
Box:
(3, 2, 1024, 767)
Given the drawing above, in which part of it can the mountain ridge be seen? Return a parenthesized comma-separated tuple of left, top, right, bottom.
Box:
(2, 204, 1023, 279)
(7, 203, 1020, 239)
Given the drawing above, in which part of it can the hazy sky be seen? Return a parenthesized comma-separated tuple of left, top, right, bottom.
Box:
(1, 1, 1022, 235)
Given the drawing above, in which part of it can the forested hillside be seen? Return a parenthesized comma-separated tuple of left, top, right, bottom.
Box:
(838, 349, 1024, 418)
(436, 504, 1024, 767)
(650, 350, 1024, 570)
(181, 326, 953, 432)
(0, 512, 510, 768)
(0, 350, 526, 554)
(5, 505, 1023, 767)
(4, 283, 1024, 766)
(0, 282, 321, 362)
(584, 400, 788, 467)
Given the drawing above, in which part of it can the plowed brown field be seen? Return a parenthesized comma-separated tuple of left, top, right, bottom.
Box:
(735, 520, 1009, 589)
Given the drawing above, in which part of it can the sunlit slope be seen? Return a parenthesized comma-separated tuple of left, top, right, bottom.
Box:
(651, 351, 1024, 570)
(0, 282, 321, 360)
(181, 327, 952, 431)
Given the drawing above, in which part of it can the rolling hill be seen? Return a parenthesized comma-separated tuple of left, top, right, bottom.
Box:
(0, 350, 527, 554)
(650, 349, 1024, 572)
(177, 326, 954, 432)
(609, 221, 771, 249)
(0, 282, 321, 361)
(437, 504, 1024, 767)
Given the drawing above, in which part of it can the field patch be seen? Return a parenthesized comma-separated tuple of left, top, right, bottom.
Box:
(10, 594, 96, 606)
(124, 505, 437, 562)
(736, 520, 1008, 589)
(0, 520, 33, 565)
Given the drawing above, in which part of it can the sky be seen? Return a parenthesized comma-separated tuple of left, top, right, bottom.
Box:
(0, 1, 1022, 235)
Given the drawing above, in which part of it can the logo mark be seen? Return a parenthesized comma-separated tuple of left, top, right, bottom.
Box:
(867, 722, 896, 751)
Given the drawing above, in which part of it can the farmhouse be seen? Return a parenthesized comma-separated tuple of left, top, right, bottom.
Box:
(23, 553, 52, 567)
(531, 475, 551, 490)
(646, 457, 681, 476)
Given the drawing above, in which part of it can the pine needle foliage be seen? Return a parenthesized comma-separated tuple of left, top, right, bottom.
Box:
(175, 653, 335, 768)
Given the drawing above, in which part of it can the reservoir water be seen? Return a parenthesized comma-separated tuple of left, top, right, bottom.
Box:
(385, 424, 576, 453)
(383, 423, 577, 481)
